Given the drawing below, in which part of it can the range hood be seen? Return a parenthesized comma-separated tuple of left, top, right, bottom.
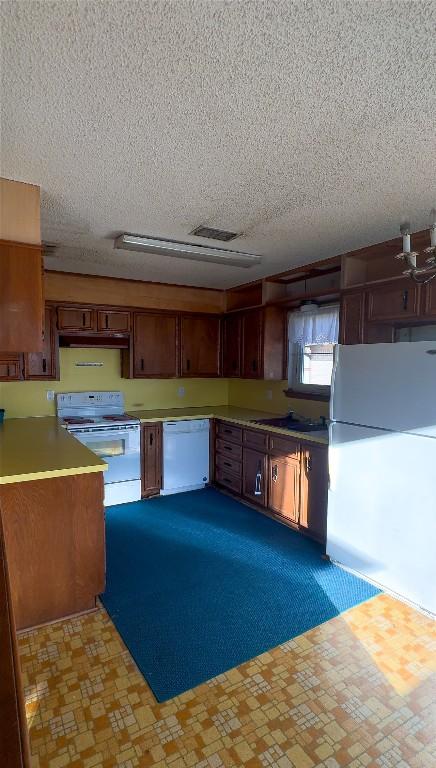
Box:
(59, 335, 129, 349)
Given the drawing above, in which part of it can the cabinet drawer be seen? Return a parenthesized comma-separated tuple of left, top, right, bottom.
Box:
(216, 422, 242, 443)
(215, 468, 242, 494)
(215, 438, 243, 461)
(269, 435, 300, 459)
(243, 428, 269, 450)
(0, 356, 22, 380)
(216, 453, 242, 476)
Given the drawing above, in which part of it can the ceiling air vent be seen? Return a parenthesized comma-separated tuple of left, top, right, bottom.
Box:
(190, 225, 240, 242)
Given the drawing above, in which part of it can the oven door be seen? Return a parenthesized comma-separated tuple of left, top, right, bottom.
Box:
(71, 425, 141, 483)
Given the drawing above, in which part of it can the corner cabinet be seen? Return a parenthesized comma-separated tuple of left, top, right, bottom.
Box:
(141, 423, 162, 498)
(180, 315, 221, 377)
(223, 306, 285, 380)
(23, 306, 59, 380)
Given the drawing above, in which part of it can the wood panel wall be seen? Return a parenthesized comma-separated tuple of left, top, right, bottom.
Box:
(44, 271, 226, 314)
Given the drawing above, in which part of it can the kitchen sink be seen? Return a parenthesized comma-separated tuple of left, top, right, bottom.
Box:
(254, 416, 328, 434)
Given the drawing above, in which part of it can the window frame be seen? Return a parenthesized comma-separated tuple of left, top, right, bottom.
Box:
(287, 304, 339, 397)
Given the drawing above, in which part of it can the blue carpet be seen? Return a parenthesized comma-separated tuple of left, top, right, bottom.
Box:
(101, 488, 379, 701)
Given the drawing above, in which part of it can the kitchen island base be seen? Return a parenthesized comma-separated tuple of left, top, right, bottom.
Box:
(0, 472, 105, 631)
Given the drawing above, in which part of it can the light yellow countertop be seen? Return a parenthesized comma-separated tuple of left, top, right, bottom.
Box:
(128, 406, 329, 446)
(0, 417, 107, 485)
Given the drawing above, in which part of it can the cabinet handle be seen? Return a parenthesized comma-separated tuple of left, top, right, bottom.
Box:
(140, 358, 144, 371)
(223, 461, 231, 467)
(186, 359, 191, 372)
(305, 455, 313, 473)
(105, 314, 109, 329)
(42, 358, 47, 373)
(402, 290, 409, 311)
(272, 463, 278, 483)
(232, 360, 237, 370)
(224, 445, 232, 451)
(7, 365, 10, 377)
(149, 432, 153, 447)
(252, 360, 257, 372)
(82, 312, 86, 327)
(254, 461, 262, 495)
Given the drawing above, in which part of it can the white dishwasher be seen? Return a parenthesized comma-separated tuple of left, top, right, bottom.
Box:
(161, 419, 210, 495)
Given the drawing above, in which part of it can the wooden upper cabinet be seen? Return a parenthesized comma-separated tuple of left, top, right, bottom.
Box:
(0, 354, 22, 381)
(57, 306, 95, 332)
(242, 447, 267, 507)
(181, 315, 220, 377)
(241, 307, 284, 380)
(367, 280, 420, 322)
(141, 423, 162, 497)
(340, 291, 365, 344)
(134, 312, 178, 378)
(241, 309, 263, 378)
(97, 310, 130, 333)
(24, 307, 58, 380)
(423, 282, 436, 318)
(299, 444, 328, 542)
(222, 313, 241, 377)
(0, 241, 44, 353)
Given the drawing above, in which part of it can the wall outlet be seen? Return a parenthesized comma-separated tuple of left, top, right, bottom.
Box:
(178, 386, 185, 398)
(266, 389, 273, 400)
(46, 390, 55, 401)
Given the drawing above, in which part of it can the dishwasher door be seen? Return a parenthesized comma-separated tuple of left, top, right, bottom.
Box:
(161, 419, 210, 495)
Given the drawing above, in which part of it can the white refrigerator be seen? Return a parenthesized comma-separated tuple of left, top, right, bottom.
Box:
(327, 342, 436, 616)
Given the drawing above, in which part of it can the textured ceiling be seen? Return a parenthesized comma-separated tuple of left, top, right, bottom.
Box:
(1, 0, 436, 289)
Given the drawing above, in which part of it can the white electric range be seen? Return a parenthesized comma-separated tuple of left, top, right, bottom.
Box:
(57, 391, 141, 506)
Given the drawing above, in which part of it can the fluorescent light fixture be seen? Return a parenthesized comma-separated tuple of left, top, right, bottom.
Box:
(114, 233, 261, 268)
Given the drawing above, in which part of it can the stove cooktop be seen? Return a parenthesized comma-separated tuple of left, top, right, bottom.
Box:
(61, 413, 139, 428)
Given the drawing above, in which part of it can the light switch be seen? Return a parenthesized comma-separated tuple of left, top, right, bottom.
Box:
(178, 387, 185, 397)
(46, 390, 55, 401)
(266, 389, 273, 400)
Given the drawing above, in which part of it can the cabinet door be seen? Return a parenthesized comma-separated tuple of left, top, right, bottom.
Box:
(423, 282, 436, 317)
(134, 313, 178, 378)
(268, 456, 300, 523)
(299, 445, 328, 542)
(242, 309, 263, 378)
(141, 424, 162, 497)
(367, 281, 420, 322)
(97, 310, 130, 333)
(0, 355, 22, 381)
(242, 448, 267, 506)
(57, 306, 95, 331)
(0, 242, 44, 353)
(340, 292, 365, 344)
(222, 314, 241, 377)
(24, 307, 58, 380)
(181, 315, 220, 376)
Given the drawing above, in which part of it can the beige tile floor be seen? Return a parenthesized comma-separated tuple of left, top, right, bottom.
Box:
(18, 593, 436, 768)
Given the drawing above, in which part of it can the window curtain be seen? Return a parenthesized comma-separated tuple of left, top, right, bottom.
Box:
(288, 305, 339, 345)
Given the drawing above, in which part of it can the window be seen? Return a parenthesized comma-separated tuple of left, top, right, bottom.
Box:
(288, 304, 339, 395)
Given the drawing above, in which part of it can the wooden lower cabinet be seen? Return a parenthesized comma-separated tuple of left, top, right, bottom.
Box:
(141, 423, 162, 497)
(0, 472, 105, 631)
(268, 454, 300, 524)
(213, 421, 328, 543)
(299, 444, 328, 542)
(242, 447, 267, 507)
